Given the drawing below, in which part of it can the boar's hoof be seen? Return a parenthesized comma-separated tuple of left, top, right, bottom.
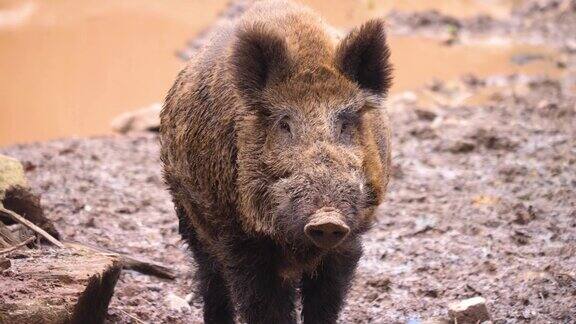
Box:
(305, 211, 350, 249)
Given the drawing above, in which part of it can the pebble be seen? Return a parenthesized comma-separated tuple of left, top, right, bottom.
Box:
(0, 258, 11, 270)
(448, 296, 491, 324)
(111, 103, 161, 134)
(165, 292, 191, 312)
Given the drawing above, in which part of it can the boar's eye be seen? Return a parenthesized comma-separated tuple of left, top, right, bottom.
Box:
(278, 117, 292, 136)
(337, 111, 358, 142)
(340, 119, 352, 134)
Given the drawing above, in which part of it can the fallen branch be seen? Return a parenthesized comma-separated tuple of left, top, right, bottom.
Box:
(65, 242, 177, 280)
(120, 254, 177, 280)
(0, 236, 35, 255)
(0, 204, 64, 248)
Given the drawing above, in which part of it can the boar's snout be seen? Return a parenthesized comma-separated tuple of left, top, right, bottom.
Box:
(304, 210, 350, 249)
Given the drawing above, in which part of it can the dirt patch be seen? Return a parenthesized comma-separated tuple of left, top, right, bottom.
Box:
(2, 74, 575, 324)
(387, 0, 576, 48)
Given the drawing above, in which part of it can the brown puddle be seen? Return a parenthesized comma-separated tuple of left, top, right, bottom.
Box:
(0, 0, 227, 147)
(305, 0, 518, 23)
(388, 37, 562, 94)
(0, 0, 563, 146)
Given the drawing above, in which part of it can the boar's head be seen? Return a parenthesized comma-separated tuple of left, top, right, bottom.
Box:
(232, 19, 392, 250)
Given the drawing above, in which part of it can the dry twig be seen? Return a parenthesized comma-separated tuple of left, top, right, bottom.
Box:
(0, 236, 35, 255)
(0, 204, 64, 248)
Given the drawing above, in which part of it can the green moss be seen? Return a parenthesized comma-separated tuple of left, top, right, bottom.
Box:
(0, 155, 28, 200)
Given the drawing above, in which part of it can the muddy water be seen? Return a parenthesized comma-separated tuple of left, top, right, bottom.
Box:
(0, 0, 563, 146)
(388, 37, 562, 93)
(304, 0, 518, 23)
(0, 0, 227, 146)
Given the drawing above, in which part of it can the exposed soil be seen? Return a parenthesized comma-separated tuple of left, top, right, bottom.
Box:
(1, 0, 576, 323)
(387, 0, 576, 48)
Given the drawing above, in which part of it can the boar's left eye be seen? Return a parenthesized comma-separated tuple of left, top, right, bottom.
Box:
(340, 119, 352, 134)
(337, 111, 358, 142)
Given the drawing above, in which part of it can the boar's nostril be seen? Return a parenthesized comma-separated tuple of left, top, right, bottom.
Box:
(304, 210, 350, 249)
(332, 230, 345, 237)
(309, 229, 324, 237)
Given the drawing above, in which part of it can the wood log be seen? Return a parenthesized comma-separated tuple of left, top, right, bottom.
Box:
(0, 244, 121, 324)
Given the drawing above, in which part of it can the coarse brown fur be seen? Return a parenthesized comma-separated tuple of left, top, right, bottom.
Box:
(160, 1, 392, 323)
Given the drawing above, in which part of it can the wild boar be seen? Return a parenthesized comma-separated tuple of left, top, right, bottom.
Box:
(160, 0, 392, 323)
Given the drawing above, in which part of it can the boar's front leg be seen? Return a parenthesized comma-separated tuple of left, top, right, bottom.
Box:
(175, 204, 235, 324)
(223, 237, 297, 324)
(301, 245, 362, 324)
(190, 240, 235, 324)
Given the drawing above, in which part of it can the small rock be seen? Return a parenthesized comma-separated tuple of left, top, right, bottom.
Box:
(410, 125, 437, 140)
(184, 293, 194, 304)
(84, 217, 96, 228)
(165, 292, 191, 312)
(367, 277, 391, 291)
(512, 230, 531, 245)
(511, 53, 545, 66)
(472, 128, 517, 151)
(552, 272, 576, 288)
(425, 318, 452, 324)
(448, 296, 491, 324)
(391, 163, 404, 179)
(365, 292, 379, 302)
(421, 288, 440, 298)
(513, 204, 536, 225)
(482, 260, 497, 273)
(407, 317, 451, 324)
(0, 258, 11, 270)
(398, 91, 418, 103)
(447, 140, 476, 153)
(111, 103, 161, 134)
(461, 74, 485, 87)
(414, 108, 438, 121)
(472, 195, 500, 207)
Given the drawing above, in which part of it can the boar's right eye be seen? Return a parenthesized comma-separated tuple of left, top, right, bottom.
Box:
(278, 118, 292, 136)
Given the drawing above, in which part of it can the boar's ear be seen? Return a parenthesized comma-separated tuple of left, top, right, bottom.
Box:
(231, 23, 292, 109)
(334, 19, 392, 96)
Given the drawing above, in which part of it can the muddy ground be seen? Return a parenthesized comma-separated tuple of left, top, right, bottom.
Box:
(2, 0, 576, 323)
